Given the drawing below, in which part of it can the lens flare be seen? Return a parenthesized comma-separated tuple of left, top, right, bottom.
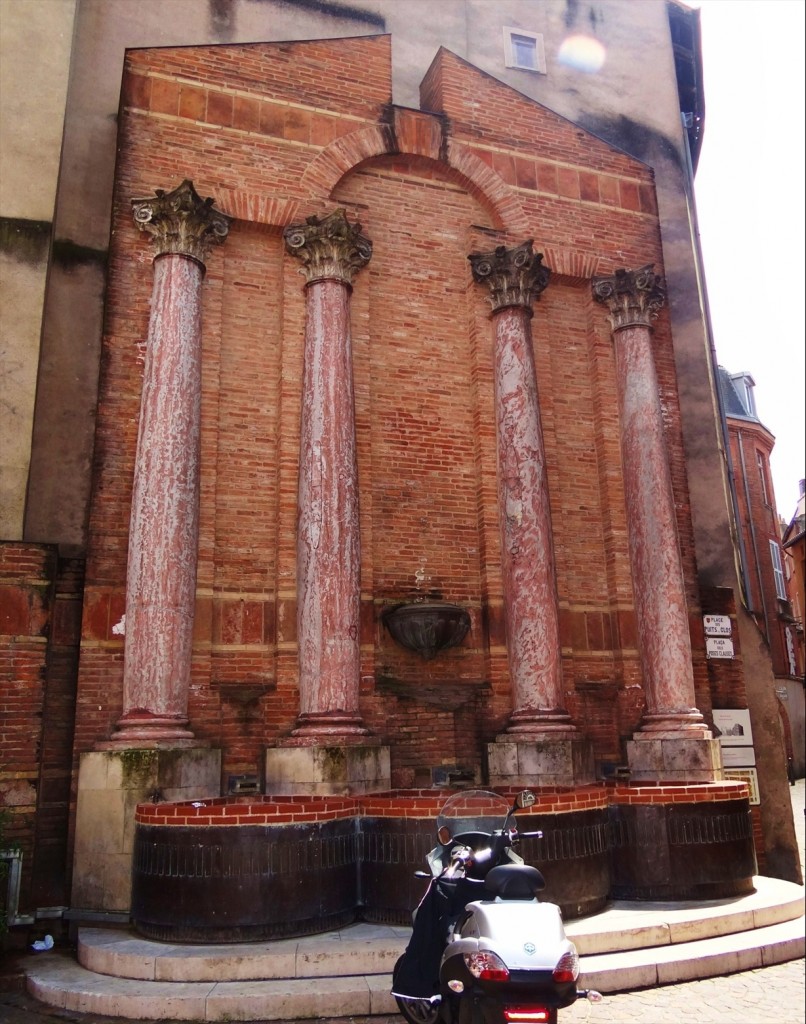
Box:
(558, 35, 606, 73)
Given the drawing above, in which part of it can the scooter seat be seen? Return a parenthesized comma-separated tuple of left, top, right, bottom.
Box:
(485, 864, 546, 899)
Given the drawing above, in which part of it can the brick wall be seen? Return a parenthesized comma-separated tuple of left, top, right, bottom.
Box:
(75, 35, 725, 793)
(0, 544, 83, 911)
(0, 543, 52, 909)
(727, 419, 791, 676)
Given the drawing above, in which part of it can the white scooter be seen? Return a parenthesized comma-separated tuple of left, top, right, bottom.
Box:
(392, 789, 602, 1024)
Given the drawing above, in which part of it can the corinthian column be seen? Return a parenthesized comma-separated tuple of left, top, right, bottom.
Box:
(107, 180, 230, 747)
(469, 242, 576, 739)
(283, 209, 372, 742)
(593, 267, 720, 781)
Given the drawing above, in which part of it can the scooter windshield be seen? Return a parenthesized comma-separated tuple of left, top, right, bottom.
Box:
(436, 789, 512, 842)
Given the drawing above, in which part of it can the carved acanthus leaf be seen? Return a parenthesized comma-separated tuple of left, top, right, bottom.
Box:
(468, 240, 551, 312)
(591, 264, 665, 330)
(131, 179, 231, 264)
(284, 208, 372, 286)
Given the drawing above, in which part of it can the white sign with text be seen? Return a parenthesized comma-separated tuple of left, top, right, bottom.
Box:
(706, 637, 734, 658)
(703, 614, 732, 636)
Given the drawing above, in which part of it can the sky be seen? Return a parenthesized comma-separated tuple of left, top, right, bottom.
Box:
(691, 0, 805, 520)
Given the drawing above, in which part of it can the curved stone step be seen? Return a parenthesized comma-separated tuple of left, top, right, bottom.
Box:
(25, 876, 805, 1020)
(25, 915, 806, 1021)
(79, 920, 408, 983)
(26, 956, 398, 1021)
(77, 876, 804, 982)
(566, 874, 805, 955)
(579, 914, 805, 991)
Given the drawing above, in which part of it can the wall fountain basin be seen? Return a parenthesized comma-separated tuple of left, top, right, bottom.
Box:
(131, 782, 755, 942)
(382, 602, 471, 660)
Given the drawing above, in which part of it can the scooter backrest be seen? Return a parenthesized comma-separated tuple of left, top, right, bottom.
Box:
(485, 864, 546, 899)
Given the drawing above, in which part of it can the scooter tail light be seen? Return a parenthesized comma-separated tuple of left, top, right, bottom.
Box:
(463, 950, 510, 982)
(503, 1009, 552, 1023)
(552, 948, 580, 983)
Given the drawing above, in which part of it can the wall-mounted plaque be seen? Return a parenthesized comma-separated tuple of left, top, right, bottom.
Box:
(703, 614, 732, 636)
(706, 637, 734, 658)
(713, 708, 753, 745)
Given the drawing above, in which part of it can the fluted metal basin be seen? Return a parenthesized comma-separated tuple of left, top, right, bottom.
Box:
(382, 602, 470, 660)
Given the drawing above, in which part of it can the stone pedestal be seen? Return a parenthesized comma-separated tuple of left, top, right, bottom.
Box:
(487, 736, 595, 788)
(626, 735, 723, 783)
(71, 748, 221, 913)
(264, 744, 390, 796)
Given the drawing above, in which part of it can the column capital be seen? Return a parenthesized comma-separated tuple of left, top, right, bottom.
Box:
(131, 179, 231, 265)
(284, 208, 372, 286)
(468, 240, 551, 313)
(592, 264, 665, 331)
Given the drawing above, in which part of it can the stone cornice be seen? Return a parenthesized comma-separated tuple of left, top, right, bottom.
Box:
(284, 208, 372, 286)
(468, 240, 551, 313)
(592, 264, 665, 331)
(131, 179, 231, 265)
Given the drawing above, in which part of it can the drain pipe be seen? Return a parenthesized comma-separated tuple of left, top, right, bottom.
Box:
(737, 429, 771, 643)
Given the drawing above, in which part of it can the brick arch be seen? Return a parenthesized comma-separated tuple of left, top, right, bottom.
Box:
(442, 139, 529, 238)
(299, 120, 528, 238)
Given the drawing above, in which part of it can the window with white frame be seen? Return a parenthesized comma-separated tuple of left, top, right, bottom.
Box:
(730, 372, 758, 418)
(756, 450, 770, 505)
(769, 540, 787, 600)
(503, 27, 547, 74)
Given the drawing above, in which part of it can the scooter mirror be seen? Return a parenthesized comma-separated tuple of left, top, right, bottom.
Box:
(515, 790, 536, 809)
(437, 824, 452, 846)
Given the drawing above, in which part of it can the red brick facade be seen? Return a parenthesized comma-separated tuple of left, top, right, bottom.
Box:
(2, 35, 756, 909)
(0, 544, 82, 906)
(727, 419, 793, 678)
(76, 35, 702, 780)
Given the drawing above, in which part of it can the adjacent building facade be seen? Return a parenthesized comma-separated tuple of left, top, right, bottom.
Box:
(718, 369, 805, 778)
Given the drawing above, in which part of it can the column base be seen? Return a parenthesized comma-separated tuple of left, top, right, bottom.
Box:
(504, 707, 579, 737)
(71, 747, 221, 914)
(288, 710, 373, 744)
(487, 736, 595, 787)
(626, 734, 724, 783)
(103, 710, 198, 748)
(264, 744, 391, 796)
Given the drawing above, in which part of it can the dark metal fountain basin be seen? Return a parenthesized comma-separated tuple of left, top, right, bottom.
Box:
(382, 602, 471, 660)
(132, 819, 358, 942)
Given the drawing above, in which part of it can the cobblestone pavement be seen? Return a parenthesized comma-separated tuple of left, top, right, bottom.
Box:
(1, 782, 802, 1024)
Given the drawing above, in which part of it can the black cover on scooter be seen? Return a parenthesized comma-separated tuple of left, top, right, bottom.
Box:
(393, 877, 487, 1000)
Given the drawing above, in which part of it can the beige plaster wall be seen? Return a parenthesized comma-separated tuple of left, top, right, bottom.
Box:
(0, 0, 76, 538)
(0, 0, 76, 219)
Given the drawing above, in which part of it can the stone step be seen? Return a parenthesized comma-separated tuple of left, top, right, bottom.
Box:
(565, 874, 805, 955)
(76, 875, 803, 983)
(24, 918, 806, 1023)
(579, 914, 806, 992)
(79, 921, 408, 983)
(24, 876, 805, 1021)
(26, 957, 398, 1021)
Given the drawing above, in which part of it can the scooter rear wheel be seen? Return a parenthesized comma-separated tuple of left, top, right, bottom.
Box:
(394, 996, 441, 1024)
